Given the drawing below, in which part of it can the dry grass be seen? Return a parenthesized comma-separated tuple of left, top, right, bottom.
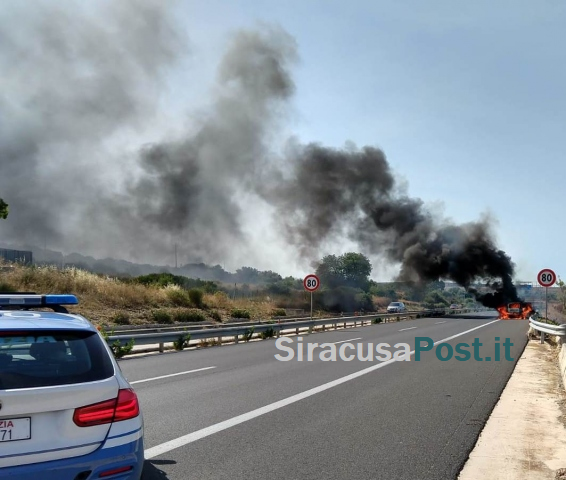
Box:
(0, 262, 411, 326)
(403, 300, 423, 310)
(373, 296, 392, 309)
(0, 262, 282, 326)
(548, 302, 566, 324)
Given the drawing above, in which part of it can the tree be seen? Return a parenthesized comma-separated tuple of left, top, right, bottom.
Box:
(424, 290, 448, 307)
(340, 252, 372, 290)
(0, 198, 8, 219)
(235, 267, 260, 284)
(315, 252, 372, 291)
(315, 254, 343, 289)
(258, 270, 283, 284)
(427, 280, 445, 292)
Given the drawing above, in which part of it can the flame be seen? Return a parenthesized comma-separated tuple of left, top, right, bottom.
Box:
(497, 302, 533, 319)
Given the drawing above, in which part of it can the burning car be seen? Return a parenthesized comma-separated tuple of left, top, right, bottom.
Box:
(496, 302, 533, 320)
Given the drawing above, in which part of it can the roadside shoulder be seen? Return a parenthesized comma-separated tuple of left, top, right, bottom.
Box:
(458, 341, 566, 480)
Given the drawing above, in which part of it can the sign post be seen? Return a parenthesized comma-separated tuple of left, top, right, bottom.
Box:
(537, 268, 556, 319)
(303, 274, 320, 322)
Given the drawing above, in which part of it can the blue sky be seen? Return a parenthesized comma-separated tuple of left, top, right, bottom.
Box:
(159, 0, 566, 282)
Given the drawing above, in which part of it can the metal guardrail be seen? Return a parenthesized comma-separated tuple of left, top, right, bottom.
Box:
(107, 307, 476, 355)
(109, 308, 476, 335)
(109, 315, 324, 335)
(529, 316, 566, 344)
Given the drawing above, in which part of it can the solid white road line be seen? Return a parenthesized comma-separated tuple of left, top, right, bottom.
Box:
(399, 327, 417, 332)
(435, 321, 447, 325)
(144, 319, 500, 459)
(130, 366, 216, 385)
(331, 338, 362, 345)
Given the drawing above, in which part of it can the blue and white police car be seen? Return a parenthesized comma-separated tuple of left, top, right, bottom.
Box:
(0, 293, 144, 480)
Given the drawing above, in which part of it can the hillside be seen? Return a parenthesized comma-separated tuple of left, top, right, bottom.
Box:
(0, 260, 493, 327)
(0, 262, 293, 326)
(0, 242, 285, 283)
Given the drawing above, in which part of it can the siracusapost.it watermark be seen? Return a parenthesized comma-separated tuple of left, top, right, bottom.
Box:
(274, 336, 514, 362)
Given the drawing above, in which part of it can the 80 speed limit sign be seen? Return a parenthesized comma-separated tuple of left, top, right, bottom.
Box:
(303, 274, 320, 292)
(537, 268, 556, 287)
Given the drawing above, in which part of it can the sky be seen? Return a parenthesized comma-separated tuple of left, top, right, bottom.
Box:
(1, 0, 565, 284)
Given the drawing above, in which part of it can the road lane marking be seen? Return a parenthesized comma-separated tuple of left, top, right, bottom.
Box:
(435, 321, 447, 325)
(331, 338, 362, 345)
(399, 327, 417, 331)
(130, 366, 216, 385)
(144, 319, 500, 459)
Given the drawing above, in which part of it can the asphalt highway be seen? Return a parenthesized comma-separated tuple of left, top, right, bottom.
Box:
(118, 312, 529, 480)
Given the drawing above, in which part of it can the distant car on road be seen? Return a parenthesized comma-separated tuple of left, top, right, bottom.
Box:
(0, 293, 144, 480)
(449, 304, 461, 310)
(387, 302, 406, 313)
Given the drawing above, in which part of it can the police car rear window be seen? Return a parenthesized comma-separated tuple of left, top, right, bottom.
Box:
(0, 330, 114, 389)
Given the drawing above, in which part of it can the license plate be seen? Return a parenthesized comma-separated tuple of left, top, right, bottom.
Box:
(0, 418, 31, 442)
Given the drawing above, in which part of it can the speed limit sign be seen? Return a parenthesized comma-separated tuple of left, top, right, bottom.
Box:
(538, 269, 556, 287)
(303, 274, 320, 292)
(304, 274, 320, 321)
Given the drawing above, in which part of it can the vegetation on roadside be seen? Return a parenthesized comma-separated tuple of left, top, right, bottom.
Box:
(0, 198, 8, 219)
(0, 262, 287, 326)
(0, 252, 483, 328)
(230, 308, 251, 319)
(173, 332, 191, 351)
(242, 326, 255, 342)
(97, 326, 135, 358)
(259, 326, 276, 339)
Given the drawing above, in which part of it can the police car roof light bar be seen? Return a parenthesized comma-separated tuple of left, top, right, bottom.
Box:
(0, 294, 78, 313)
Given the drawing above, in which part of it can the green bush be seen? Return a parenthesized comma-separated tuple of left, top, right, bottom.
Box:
(166, 289, 192, 307)
(209, 310, 222, 322)
(423, 291, 448, 308)
(354, 292, 374, 311)
(173, 310, 207, 323)
(188, 288, 204, 308)
(111, 338, 135, 358)
(173, 333, 191, 351)
(132, 273, 219, 293)
(152, 310, 173, 324)
(259, 327, 276, 339)
(133, 273, 187, 288)
(231, 309, 251, 319)
(318, 287, 375, 312)
(98, 326, 134, 358)
(112, 312, 130, 325)
(271, 309, 287, 317)
(0, 281, 16, 293)
(242, 326, 255, 342)
(372, 317, 382, 324)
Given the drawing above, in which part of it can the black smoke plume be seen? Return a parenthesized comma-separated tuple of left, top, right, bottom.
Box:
(0, 3, 519, 306)
(262, 143, 521, 307)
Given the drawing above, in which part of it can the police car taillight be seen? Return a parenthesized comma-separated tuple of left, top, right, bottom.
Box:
(73, 389, 140, 427)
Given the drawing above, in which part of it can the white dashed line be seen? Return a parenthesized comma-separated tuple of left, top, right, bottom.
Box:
(331, 337, 362, 344)
(130, 366, 216, 385)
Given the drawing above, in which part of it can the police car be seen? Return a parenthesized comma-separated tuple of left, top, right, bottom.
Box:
(0, 293, 144, 479)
